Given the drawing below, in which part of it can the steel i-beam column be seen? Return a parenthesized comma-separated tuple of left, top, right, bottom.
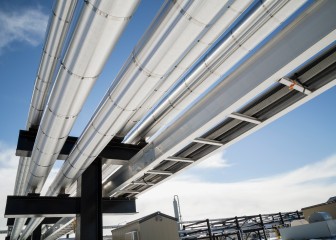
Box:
(30, 224, 41, 240)
(79, 158, 103, 240)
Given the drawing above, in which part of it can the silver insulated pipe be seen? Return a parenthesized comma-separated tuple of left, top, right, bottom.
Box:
(123, 0, 309, 144)
(16, 0, 141, 239)
(10, 1, 77, 239)
(102, 0, 336, 197)
(47, 0, 253, 197)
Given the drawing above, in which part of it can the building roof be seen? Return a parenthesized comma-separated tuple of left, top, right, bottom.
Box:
(137, 211, 177, 224)
(113, 211, 177, 230)
(302, 197, 336, 210)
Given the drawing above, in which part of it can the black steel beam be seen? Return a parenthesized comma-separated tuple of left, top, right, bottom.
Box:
(102, 198, 137, 214)
(80, 158, 102, 240)
(31, 224, 41, 240)
(5, 196, 79, 218)
(5, 196, 136, 218)
(16, 130, 144, 161)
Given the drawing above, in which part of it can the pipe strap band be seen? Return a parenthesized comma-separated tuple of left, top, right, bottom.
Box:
(85, 0, 133, 21)
(60, 62, 99, 80)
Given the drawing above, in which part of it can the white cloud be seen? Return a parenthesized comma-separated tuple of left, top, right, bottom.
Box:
(193, 150, 231, 169)
(0, 8, 48, 53)
(0, 143, 18, 169)
(0, 142, 61, 236)
(1, 141, 335, 238)
(0, 143, 19, 233)
(104, 154, 336, 230)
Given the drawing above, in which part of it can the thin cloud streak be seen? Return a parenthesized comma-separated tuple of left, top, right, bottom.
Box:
(0, 143, 18, 231)
(193, 150, 232, 169)
(0, 8, 48, 54)
(0, 142, 18, 169)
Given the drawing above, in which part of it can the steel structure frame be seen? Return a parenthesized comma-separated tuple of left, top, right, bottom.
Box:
(180, 211, 303, 240)
(104, 24, 336, 199)
(4, 135, 141, 240)
(16, 130, 144, 162)
(5, 196, 136, 218)
(6, 1, 336, 239)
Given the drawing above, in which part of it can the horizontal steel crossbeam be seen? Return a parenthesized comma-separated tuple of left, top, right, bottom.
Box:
(5, 196, 136, 218)
(16, 130, 143, 161)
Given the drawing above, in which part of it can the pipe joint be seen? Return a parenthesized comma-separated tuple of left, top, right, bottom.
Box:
(35, 146, 59, 157)
(173, 0, 209, 28)
(47, 106, 78, 120)
(91, 122, 116, 138)
(106, 94, 138, 112)
(84, 0, 133, 21)
(73, 144, 98, 159)
(131, 52, 163, 79)
(30, 160, 53, 169)
(30, 104, 44, 112)
(39, 128, 68, 141)
(203, 61, 221, 77)
(42, 48, 60, 61)
(52, 10, 71, 24)
(60, 62, 99, 80)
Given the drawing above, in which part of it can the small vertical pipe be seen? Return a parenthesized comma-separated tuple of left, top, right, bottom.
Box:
(259, 214, 267, 240)
(235, 217, 242, 240)
(279, 212, 284, 225)
(206, 219, 213, 240)
(296, 211, 301, 219)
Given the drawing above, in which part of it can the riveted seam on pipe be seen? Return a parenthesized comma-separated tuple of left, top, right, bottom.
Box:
(67, 153, 85, 170)
(46, 106, 78, 119)
(52, 10, 71, 24)
(90, 122, 116, 138)
(72, 143, 98, 159)
(261, 0, 290, 23)
(29, 103, 44, 112)
(84, 0, 133, 21)
(131, 52, 164, 79)
(30, 160, 53, 170)
(42, 48, 60, 61)
(60, 62, 99, 80)
(35, 74, 52, 85)
(203, 61, 222, 77)
(122, 0, 304, 145)
(197, 38, 214, 46)
(60, 170, 73, 180)
(39, 128, 68, 140)
(172, 0, 210, 28)
(167, 99, 177, 109)
(35, 146, 59, 157)
(106, 93, 139, 112)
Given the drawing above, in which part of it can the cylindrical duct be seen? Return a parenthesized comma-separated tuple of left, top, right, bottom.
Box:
(18, 1, 140, 239)
(47, 0, 253, 196)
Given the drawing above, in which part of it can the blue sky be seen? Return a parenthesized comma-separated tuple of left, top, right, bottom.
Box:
(0, 0, 335, 236)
